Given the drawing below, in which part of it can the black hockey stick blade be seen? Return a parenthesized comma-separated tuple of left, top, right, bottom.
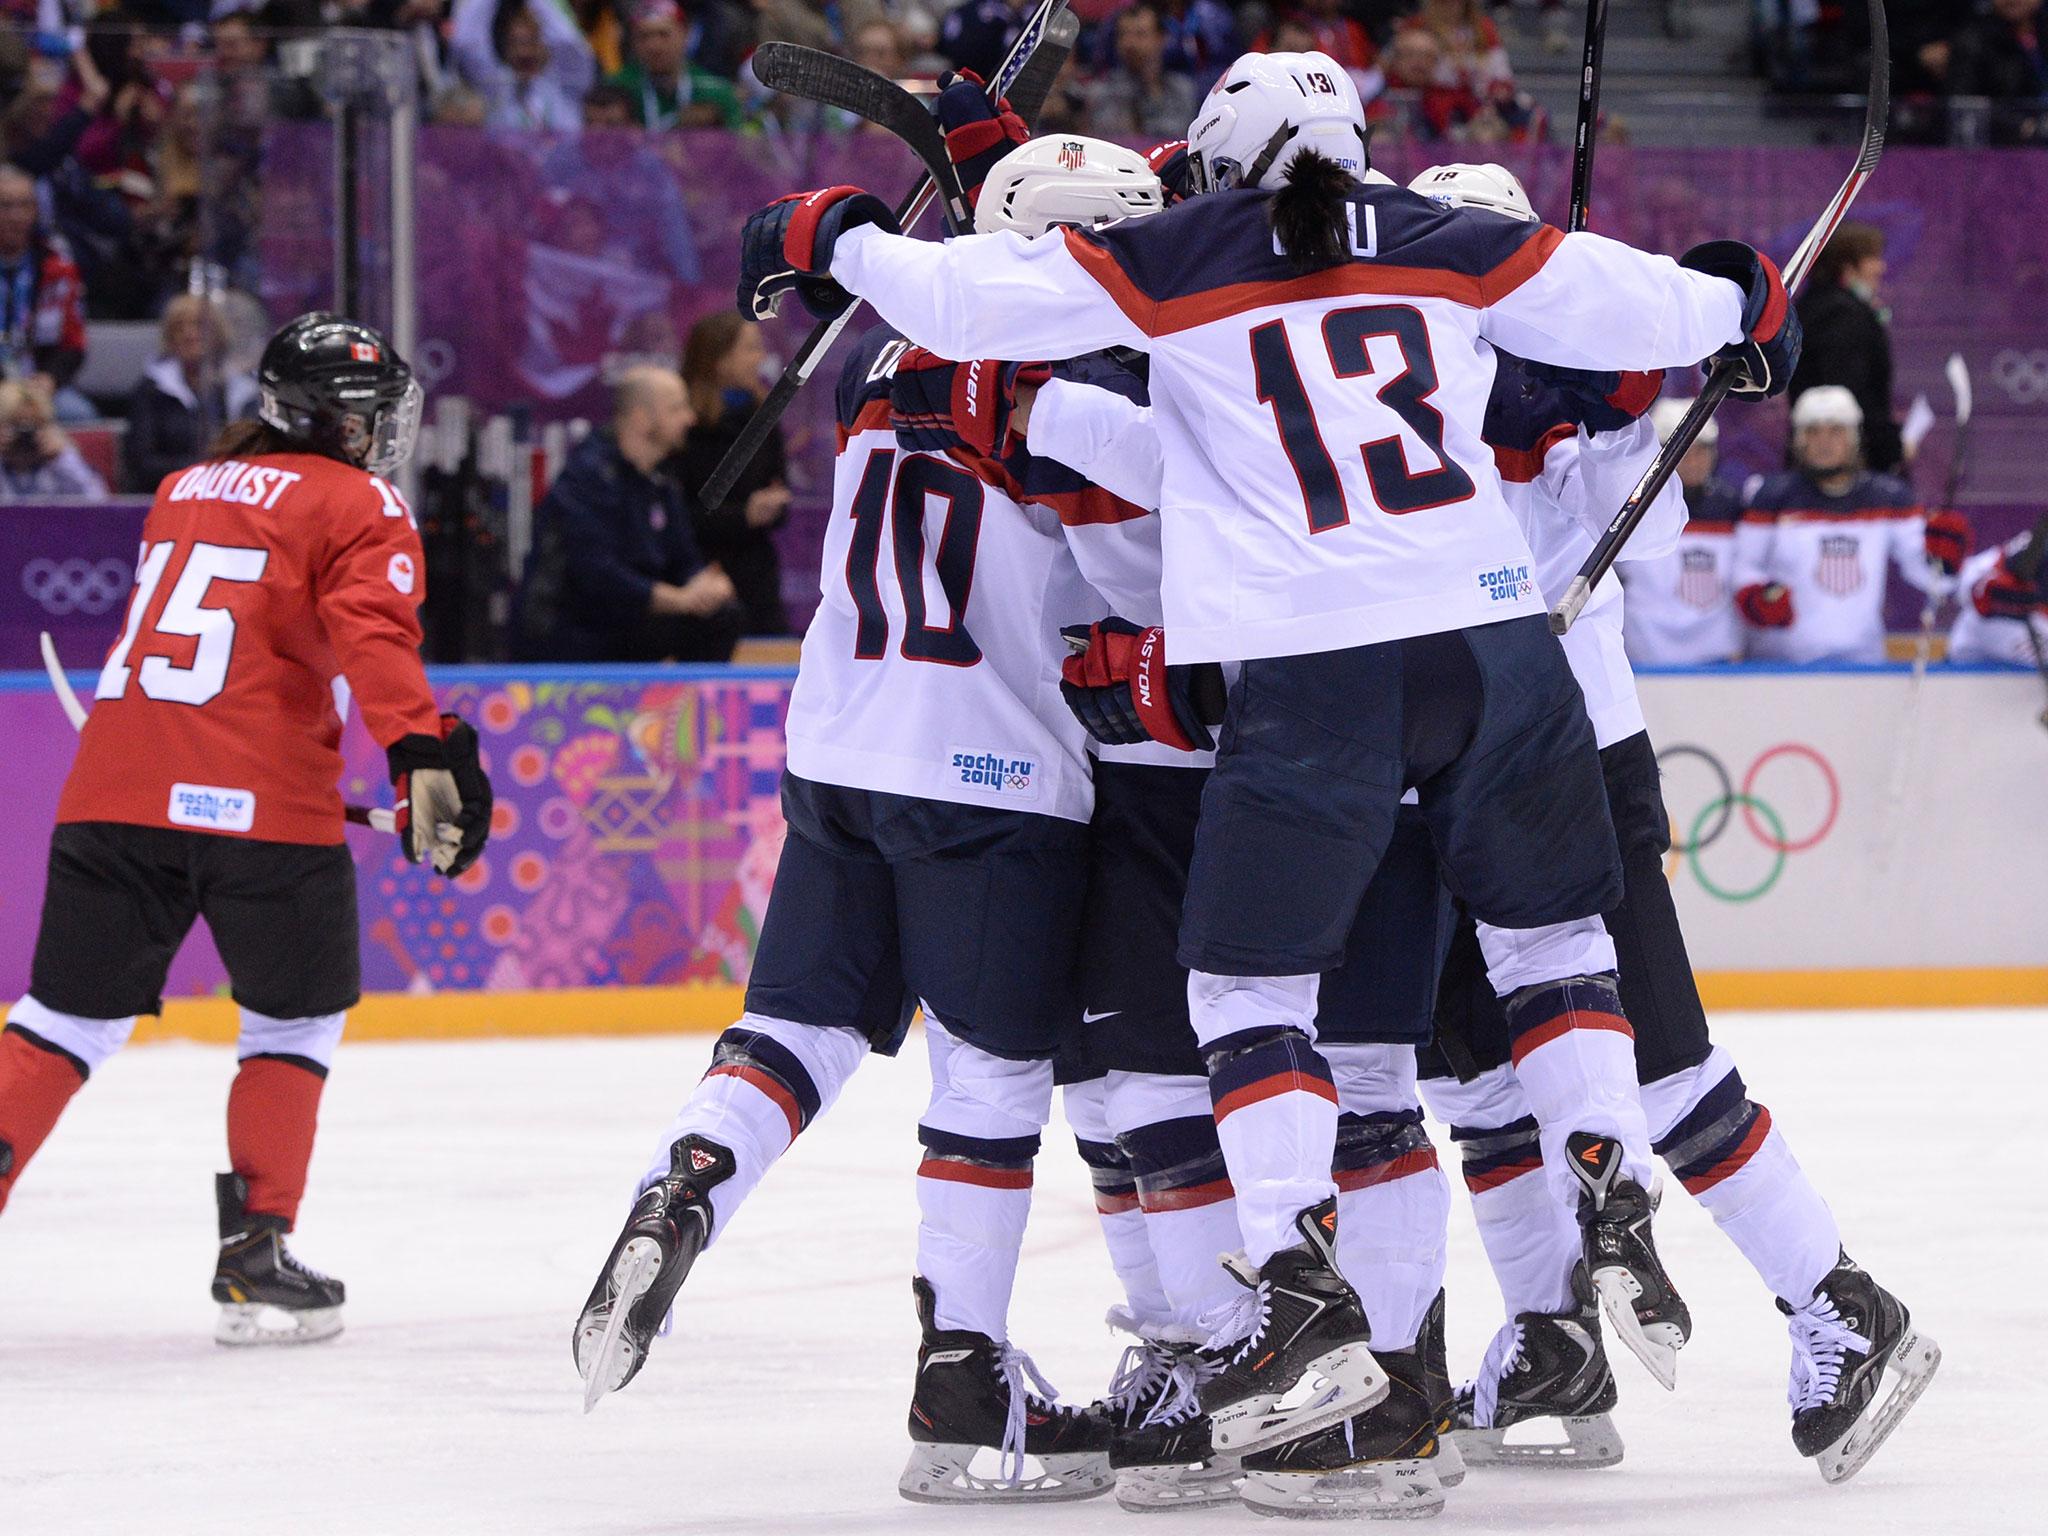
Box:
(696, 0, 1073, 512)
(1550, 0, 1889, 634)
(1567, 0, 1610, 234)
(1007, 8, 1080, 121)
(751, 45, 970, 231)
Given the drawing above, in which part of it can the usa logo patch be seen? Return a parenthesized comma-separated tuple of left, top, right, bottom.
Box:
(1058, 140, 1087, 171)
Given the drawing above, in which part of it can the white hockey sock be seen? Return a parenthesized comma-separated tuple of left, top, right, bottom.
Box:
(644, 1012, 867, 1247)
(1064, 1078, 1171, 1333)
(916, 1024, 1053, 1339)
(1493, 964, 1655, 1201)
(1189, 971, 1338, 1267)
(1643, 1049, 1842, 1304)
(1105, 1070, 1245, 1338)
(1324, 1045, 1449, 1351)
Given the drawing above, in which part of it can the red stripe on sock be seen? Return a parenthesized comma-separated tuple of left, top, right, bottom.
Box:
(1509, 1009, 1634, 1067)
(917, 1156, 1033, 1190)
(705, 1062, 802, 1141)
(1463, 1156, 1543, 1194)
(1138, 1177, 1237, 1213)
(1094, 1190, 1140, 1215)
(1213, 1071, 1340, 1124)
(1680, 1106, 1774, 1195)
(1335, 1145, 1440, 1192)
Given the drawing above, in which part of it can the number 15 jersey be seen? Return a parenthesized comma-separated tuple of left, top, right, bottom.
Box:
(58, 452, 441, 845)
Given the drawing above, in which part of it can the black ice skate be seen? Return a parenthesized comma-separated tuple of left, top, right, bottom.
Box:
(898, 1275, 1113, 1504)
(211, 1172, 344, 1346)
(1101, 1329, 1240, 1513)
(1564, 1132, 1690, 1390)
(1450, 1268, 1623, 1470)
(1199, 1199, 1389, 1457)
(1780, 1252, 1939, 1484)
(1415, 1291, 1464, 1488)
(1237, 1322, 1448, 1520)
(573, 1134, 734, 1411)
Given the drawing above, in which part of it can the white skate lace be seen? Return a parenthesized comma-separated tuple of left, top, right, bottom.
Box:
(1470, 1321, 1526, 1429)
(1785, 1295, 1871, 1415)
(1105, 1341, 1175, 1419)
(995, 1344, 1061, 1485)
(1139, 1352, 1217, 1428)
(1202, 1278, 1271, 1364)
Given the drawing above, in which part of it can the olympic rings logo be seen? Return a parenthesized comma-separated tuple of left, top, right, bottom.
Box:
(1655, 742, 1841, 904)
(19, 557, 132, 616)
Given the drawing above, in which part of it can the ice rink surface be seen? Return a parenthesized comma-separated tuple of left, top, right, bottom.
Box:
(3, 1009, 2038, 1536)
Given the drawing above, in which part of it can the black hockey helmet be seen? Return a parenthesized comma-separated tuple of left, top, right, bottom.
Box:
(256, 312, 422, 476)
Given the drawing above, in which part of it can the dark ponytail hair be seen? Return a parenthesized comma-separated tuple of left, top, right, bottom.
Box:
(207, 420, 314, 461)
(1269, 149, 1358, 275)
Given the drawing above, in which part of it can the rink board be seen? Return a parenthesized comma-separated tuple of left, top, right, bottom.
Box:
(0, 662, 2041, 1037)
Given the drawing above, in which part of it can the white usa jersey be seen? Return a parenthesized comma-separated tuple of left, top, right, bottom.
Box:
(1948, 539, 2048, 666)
(784, 327, 1144, 822)
(1618, 479, 1745, 666)
(1734, 469, 1934, 664)
(833, 184, 1743, 664)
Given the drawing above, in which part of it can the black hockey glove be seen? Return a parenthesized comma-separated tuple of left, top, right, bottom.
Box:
(1522, 362, 1666, 436)
(387, 713, 494, 878)
(1058, 619, 1225, 753)
(737, 187, 900, 323)
(890, 348, 1051, 460)
(1681, 240, 1801, 399)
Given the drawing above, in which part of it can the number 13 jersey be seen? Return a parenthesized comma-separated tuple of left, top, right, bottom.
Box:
(58, 452, 441, 844)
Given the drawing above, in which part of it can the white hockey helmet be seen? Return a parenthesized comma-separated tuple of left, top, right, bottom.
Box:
(1185, 51, 1369, 194)
(1408, 162, 1537, 223)
(1650, 396, 1718, 450)
(1791, 385, 1863, 432)
(974, 135, 1166, 237)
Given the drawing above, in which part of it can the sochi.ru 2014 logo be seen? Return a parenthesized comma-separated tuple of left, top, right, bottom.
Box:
(1656, 742, 1840, 903)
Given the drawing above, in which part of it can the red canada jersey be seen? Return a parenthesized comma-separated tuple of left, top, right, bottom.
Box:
(58, 452, 441, 845)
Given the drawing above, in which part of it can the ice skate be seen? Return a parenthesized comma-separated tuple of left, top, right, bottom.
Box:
(573, 1133, 734, 1411)
(211, 1173, 344, 1346)
(898, 1276, 1113, 1503)
(1201, 1199, 1389, 1457)
(1564, 1132, 1690, 1389)
(1782, 1252, 1939, 1485)
(1415, 1291, 1463, 1488)
(1237, 1326, 1448, 1520)
(1450, 1270, 1623, 1470)
(1099, 1323, 1240, 1512)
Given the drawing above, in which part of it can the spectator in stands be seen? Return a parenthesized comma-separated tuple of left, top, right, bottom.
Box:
(754, 0, 886, 56)
(1947, 0, 2048, 146)
(1262, 0, 1377, 75)
(852, 16, 909, 81)
(679, 313, 791, 635)
(1152, 0, 1240, 93)
(563, 0, 631, 76)
(122, 295, 259, 493)
(608, 0, 744, 128)
(513, 363, 742, 662)
(0, 165, 93, 423)
(0, 376, 107, 498)
(541, 83, 701, 282)
(431, 83, 492, 124)
(939, 0, 1035, 79)
(450, 0, 596, 133)
(362, 0, 457, 100)
(1089, 2, 1197, 139)
(64, 13, 171, 190)
(1788, 221, 1903, 474)
(1402, 0, 1517, 98)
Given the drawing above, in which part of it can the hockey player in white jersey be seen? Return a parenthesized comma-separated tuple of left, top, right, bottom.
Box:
(1948, 520, 2048, 667)
(1734, 385, 1966, 664)
(1408, 162, 1938, 1487)
(1619, 399, 1745, 666)
(736, 47, 1801, 1458)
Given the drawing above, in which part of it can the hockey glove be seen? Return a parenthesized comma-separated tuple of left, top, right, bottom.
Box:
(1058, 619, 1225, 753)
(890, 349, 1052, 460)
(388, 714, 494, 878)
(1972, 553, 2046, 621)
(737, 187, 899, 323)
(1145, 140, 1194, 204)
(1522, 362, 1666, 436)
(1924, 511, 1970, 577)
(1681, 240, 1800, 399)
(1735, 582, 1795, 629)
(933, 70, 1030, 212)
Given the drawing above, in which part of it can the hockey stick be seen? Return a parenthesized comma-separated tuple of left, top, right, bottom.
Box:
(1907, 352, 1974, 684)
(695, 1, 1077, 512)
(751, 45, 971, 233)
(38, 629, 398, 834)
(1567, 0, 1611, 234)
(1549, 0, 1889, 634)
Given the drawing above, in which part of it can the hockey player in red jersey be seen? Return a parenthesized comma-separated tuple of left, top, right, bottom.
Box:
(0, 313, 492, 1345)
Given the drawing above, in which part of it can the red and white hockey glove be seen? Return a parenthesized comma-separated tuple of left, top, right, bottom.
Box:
(737, 186, 899, 322)
(1681, 240, 1800, 399)
(933, 70, 1030, 214)
(1924, 511, 1970, 577)
(1145, 140, 1195, 203)
(1058, 619, 1225, 752)
(1735, 582, 1795, 629)
(1972, 552, 2046, 621)
(387, 713, 494, 877)
(889, 348, 1051, 460)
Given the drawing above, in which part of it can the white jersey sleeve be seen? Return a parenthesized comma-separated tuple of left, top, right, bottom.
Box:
(1572, 417, 1688, 563)
(1480, 232, 1746, 373)
(1027, 377, 1164, 511)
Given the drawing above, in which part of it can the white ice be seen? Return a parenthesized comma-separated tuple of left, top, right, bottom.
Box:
(4, 1010, 2039, 1536)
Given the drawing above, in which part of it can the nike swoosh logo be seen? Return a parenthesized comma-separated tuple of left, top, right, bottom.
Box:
(1081, 1009, 1122, 1024)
